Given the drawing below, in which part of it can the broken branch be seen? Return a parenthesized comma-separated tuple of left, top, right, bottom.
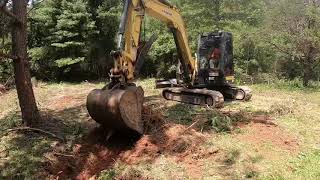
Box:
(53, 152, 74, 158)
(183, 119, 202, 133)
(4, 75, 13, 87)
(267, 41, 294, 57)
(27, 0, 46, 15)
(7, 127, 65, 141)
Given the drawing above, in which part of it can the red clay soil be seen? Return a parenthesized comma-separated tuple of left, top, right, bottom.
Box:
(120, 124, 206, 164)
(236, 122, 299, 153)
(44, 106, 207, 179)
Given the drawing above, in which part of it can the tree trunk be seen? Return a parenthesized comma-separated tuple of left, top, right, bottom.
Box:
(302, 60, 312, 87)
(11, 0, 40, 126)
(302, 45, 317, 87)
(213, 0, 222, 29)
(303, 71, 310, 87)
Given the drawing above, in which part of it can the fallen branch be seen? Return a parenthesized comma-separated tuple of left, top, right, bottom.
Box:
(7, 127, 64, 141)
(183, 119, 202, 133)
(252, 117, 277, 126)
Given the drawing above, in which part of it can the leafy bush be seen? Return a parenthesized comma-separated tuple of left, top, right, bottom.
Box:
(211, 115, 233, 132)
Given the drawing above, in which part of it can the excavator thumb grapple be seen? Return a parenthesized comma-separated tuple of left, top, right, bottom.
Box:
(86, 85, 145, 134)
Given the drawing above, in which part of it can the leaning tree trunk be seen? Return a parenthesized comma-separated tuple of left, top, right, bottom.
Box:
(11, 0, 40, 126)
(302, 45, 317, 87)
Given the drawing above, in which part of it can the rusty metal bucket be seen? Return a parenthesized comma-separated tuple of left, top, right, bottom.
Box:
(86, 85, 144, 134)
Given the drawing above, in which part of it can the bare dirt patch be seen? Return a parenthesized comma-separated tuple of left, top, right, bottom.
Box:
(120, 124, 206, 164)
(43, 106, 208, 179)
(236, 122, 299, 154)
(47, 95, 84, 111)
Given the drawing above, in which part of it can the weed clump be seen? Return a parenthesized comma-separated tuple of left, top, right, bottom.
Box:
(270, 101, 295, 115)
(211, 115, 233, 132)
(210, 110, 251, 133)
(224, 149, 241, 165)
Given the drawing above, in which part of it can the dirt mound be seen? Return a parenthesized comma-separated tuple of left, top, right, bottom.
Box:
(120, 124, 206, 164)
(44, 106, 207, 179)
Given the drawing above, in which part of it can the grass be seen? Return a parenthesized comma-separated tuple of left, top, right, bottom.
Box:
(0, 79, 320, 179)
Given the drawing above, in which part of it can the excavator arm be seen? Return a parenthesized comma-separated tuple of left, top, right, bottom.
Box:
(86, 0, 229, 136)
(87, 0, 198, 135)
(111, 0, 196, 84)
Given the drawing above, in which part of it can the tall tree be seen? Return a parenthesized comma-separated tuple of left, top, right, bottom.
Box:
(0, 0, 40, 126)
(265, 0, 320, 86)
(51, 0, 94, 75)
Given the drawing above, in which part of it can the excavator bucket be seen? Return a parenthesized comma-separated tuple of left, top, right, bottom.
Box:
(86, 85, 144, 134)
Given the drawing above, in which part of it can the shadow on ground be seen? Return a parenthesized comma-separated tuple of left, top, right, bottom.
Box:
(0, 105, 90, 179)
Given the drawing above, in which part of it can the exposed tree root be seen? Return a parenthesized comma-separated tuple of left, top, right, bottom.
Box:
(7, 127, 65, 141)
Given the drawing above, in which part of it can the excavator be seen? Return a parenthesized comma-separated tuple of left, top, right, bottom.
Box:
(86, 0, 252, 134)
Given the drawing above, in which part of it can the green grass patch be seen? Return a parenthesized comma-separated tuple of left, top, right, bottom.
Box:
(0, 134, 52, 179)
(263, 150, 320, 180)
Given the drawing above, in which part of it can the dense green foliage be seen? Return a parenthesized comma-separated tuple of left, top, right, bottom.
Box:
(0, 10, 12, 83)
(0, 0, 319, 85)
(27, 0, 120, 80)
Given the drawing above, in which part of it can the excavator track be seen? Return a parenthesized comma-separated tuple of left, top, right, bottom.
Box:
(236, 86, 253, 101)
(162, 87, 224, 108)
(222, 86, 253, 101)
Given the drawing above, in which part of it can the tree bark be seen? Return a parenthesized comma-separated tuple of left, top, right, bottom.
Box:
(303, 67, 311, 87)
(213, 0, 222, 29)
(0, 6, 23, 25)
(302, 56, 313, 87)
(302, 45, 317, 87)
(11, 0, 40, 126)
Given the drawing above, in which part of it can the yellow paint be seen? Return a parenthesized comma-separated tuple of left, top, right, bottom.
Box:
(115, 0, 197, 83)
(225, 76, 235, 82)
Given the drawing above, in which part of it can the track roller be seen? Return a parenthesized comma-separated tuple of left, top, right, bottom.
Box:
(162, 87, 224, 108)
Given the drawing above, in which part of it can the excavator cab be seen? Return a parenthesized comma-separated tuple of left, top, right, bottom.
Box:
(197, 31, 234, 87)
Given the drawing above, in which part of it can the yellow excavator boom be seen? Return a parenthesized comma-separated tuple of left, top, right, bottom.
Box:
(113, 0, 196, 83)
